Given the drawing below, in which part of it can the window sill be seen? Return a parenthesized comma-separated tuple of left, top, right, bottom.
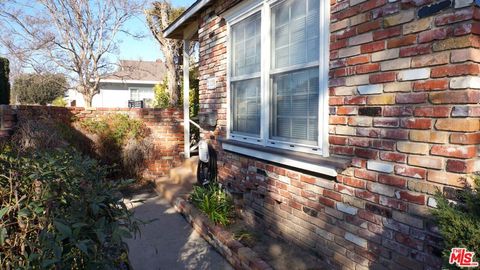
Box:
(219, 138, 350, 177)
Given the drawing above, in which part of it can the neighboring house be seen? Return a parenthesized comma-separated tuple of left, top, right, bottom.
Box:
(67, 60, 166, 108)
(166, 0, 479, 269)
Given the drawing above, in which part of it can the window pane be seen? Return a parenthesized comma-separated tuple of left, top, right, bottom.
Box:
(130, 89, 139, 100)
(272, 0, 319, 69)
(231, 12, 261, 77)
(232, 78, 261, 135)
(271, 68, 319, 144)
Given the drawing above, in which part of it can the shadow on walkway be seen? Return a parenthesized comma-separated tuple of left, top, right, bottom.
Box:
(124, 191, 234, 270)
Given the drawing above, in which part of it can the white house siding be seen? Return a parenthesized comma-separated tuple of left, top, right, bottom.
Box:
(66, 83, 156, 108)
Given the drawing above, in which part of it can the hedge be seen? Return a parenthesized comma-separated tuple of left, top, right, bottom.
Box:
(0, 58, 10, 105)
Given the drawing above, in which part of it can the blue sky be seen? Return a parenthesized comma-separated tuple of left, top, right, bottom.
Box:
(116, 0, 196, 62)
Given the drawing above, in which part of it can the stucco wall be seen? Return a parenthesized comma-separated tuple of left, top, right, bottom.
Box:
(67, 83, 155, 108)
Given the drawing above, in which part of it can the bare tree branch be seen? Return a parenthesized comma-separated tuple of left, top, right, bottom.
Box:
(0, 0, 144, 107)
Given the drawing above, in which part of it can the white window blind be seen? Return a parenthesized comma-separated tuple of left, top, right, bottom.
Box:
(272, 0, 319, 70)
(232, 79, 261, 134)
(230, 12, 261, 136)
(270, 0, 320, 145)
(226, 0, 328, 155)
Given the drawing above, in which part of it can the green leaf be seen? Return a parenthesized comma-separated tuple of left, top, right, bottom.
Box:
(95, 229, 106, 244)
(72, 222, 88, 228)
(53, 220, 72, 239)
(18, 208, 30, 217)
(33, 206, 44, 214)
(76, 241, 89, 255)
(0, 227, 7, 245)
(0, 207, 9, 219)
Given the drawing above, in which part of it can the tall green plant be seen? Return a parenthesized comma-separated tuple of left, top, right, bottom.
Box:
(0, 148, 140, 269)
(432, 174, 480, 269)
(153, 79, 170, 109)
(0, 57, 10, 105)
(179, 68, 200, 118)
(190, 184, 234, 226)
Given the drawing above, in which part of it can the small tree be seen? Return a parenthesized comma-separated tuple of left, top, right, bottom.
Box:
(145, 1, 186, 106)
(0, 57, 10, 105)
(13, 73, 67, 105)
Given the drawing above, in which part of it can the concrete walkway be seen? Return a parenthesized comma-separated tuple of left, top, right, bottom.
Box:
(124, 191, 234, 270)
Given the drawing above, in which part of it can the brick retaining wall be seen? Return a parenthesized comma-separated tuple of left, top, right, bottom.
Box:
(195, 0, 480, 269)
(0, 105, 184, 177)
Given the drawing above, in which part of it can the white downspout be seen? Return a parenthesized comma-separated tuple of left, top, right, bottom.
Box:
(183, 39, 190, 159)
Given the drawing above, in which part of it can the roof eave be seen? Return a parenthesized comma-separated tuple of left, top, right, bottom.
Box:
(163, 0, 212, 40)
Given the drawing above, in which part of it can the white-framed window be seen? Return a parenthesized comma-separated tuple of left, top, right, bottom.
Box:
(129, 87, 154, 101)
(226, 0, 330, 156)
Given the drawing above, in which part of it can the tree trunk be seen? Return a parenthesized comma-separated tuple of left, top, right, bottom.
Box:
(83, 92, 93, 108)
(165, 54, 178, 106)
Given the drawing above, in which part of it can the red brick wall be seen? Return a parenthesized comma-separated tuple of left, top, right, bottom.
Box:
(197, 0, 479, 269)
(0, 105, 184, 177)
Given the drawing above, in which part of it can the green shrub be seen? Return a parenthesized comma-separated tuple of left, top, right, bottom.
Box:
(79, 114, 152, 178)
(190, 184, 234, 226)
(80, 114, 147, 146)
(432, 174, 480, 269)
(13, 73, 67, 105)
(52, 96, 67, 107)
(178, 67, 200, 118)
(11, 118, 93, 156)
(0, 147, 140, 269)
(152, 79, 170, 109)
(0, 57, 10, 105)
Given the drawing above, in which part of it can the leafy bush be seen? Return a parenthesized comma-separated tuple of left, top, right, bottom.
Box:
(152, 79, 170, 109)
(80, 114, 147, 146)
(11, 118, 93, 155)
(178, 66, 200, 118)
(52, 96, 67, 107)
(432, 174, 480, 269)
(79, 114, 152, 178)
(0, 57, 9, 105)
(190, 184, 234, 226)
(0, 147, 140, 269)
(13, 73, 67, 105)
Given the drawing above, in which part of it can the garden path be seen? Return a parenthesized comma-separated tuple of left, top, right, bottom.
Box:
(124, 191, 234, 270)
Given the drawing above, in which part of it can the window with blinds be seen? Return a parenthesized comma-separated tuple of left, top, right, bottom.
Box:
(227, 0, 327, 154)
(271, 68, 319, 144)
(230, 12, 261, 136)
(271, 0, 320, 145)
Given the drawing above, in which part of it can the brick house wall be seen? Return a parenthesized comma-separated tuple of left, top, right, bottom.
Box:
(195, 0, 480, 269)
(0, 106, 184, 177)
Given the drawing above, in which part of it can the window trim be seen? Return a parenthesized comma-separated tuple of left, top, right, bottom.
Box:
(225, 0, 330, 156)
